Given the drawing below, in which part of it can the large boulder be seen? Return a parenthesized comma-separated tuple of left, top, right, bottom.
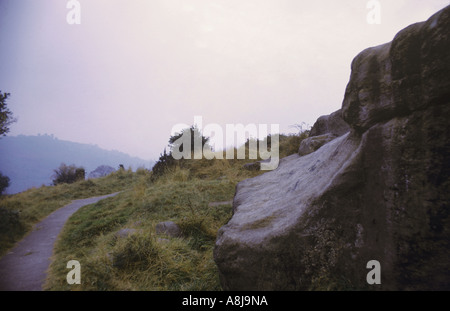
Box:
(214, 6, 450, 291)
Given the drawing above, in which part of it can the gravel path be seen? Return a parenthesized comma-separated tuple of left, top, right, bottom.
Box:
(0, 192, 120, 291)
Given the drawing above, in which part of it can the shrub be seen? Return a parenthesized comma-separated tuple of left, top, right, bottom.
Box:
(151, 149, 177, 180)
(52, 163, 85, 185)
(0, 205, 25, 252)
(278, 131, 310, 158)
(0, 172, 10, 195)
(0, 206, 22, 235)
(151, 126, 211, 181)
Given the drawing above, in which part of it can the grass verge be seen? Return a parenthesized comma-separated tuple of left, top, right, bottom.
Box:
(44, 175, 237, 290)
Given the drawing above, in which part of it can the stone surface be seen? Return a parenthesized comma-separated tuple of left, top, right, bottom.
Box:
(298, 133, 337, 156)
(155, 221, 182, 238)
(88, 165, 116, 179)
(214, 6, 450, 291)
(298, 109, 349, 156)
(309, 109, 350, 137)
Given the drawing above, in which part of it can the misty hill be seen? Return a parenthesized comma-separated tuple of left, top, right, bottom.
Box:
(0, 134, 153, 194)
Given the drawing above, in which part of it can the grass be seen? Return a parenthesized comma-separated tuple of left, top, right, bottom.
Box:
(0, 131, 309, 290)
(44, 171, 239, 290)
(0, 168, 136, 257)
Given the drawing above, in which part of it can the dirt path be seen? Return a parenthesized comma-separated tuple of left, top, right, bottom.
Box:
(0, 192, 120, 291)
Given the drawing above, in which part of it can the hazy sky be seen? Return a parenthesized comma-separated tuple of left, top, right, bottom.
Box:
(0, 0, 448, 161)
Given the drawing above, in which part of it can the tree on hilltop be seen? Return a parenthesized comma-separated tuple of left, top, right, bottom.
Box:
(0, 90, 16, 194)
(0, 91, 16, 137)
(168, 125, 210, 154)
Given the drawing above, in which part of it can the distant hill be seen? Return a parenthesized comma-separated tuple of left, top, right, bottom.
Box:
(0, 134, 154, 194)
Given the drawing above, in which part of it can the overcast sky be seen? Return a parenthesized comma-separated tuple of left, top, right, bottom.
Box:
(0, 0, 448, 161)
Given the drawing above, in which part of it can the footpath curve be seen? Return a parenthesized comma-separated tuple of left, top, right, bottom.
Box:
(0, 192, 120, 291)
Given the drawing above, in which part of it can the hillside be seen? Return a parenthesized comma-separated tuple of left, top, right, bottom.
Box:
(0, 130, 305, 290)
(0, 151, 270, 290)
(2, 5, 448, 291)
(0, 134, 153, 194)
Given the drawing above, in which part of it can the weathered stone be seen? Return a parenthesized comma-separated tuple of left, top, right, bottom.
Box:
(155, 221, 182, 238)
(214, 6, 450, 291)
(309, 109, 350, 137)
(299, 109, 350, 156)
(298, 133, 337, 156)
(342, 6, 450, 132)
(88, 165, 116, 179)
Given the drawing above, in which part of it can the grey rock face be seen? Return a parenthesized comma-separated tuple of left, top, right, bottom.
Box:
(214, 6, 450, 291)
(309, 109, 350, 137)
(88, 165, 116, 179)
(155, 221, 182, 238)
(298, 109, 349, 156)
(298, 133, 337, 156)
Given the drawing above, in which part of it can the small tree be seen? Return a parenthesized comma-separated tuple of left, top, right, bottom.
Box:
(151, 148, 176, 179)
(169, 125, 210, 154)
(151, 126, 211, 181)
(52, 163, 85, 185)
(0, 91, 16, 192)
(0, 91, 16, 137)
(0, 172, 10, 195)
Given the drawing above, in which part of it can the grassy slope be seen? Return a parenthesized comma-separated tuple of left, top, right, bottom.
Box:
(0, 133, 306, 290)
(0, 169, 136, 257)
(45, 155, 268, 290)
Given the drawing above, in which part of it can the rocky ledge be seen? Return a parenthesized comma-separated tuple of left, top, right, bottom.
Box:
(214, 5, 450, 290)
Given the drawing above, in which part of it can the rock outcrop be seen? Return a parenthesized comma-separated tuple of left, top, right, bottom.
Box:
(88, 165, 116, 179)
(298, 109, 350, 156)
(309, 109, 350, 137)
(214, 6, 450, 291)
(298, 133, 337, 156)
